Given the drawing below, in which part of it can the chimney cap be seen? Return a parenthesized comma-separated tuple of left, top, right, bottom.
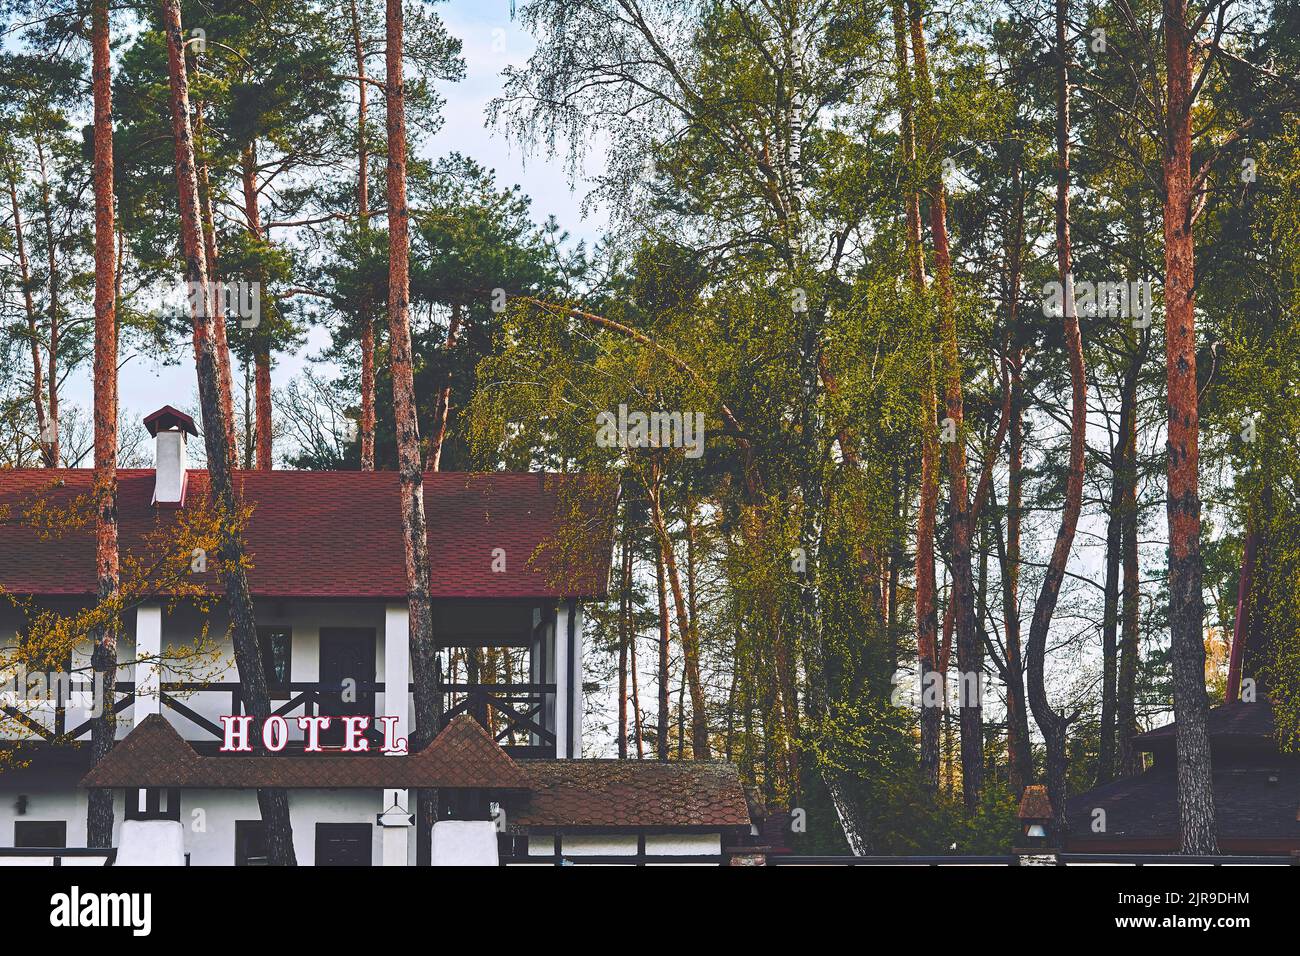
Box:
(143, 405, 198, 438)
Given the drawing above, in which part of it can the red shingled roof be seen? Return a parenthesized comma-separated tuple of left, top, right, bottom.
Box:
(79, 714, 530, 790)
(509, 760, 753, 831)
(0, 469, 615, 599)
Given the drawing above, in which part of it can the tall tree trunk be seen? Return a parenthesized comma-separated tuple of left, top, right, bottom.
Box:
(617, 520, 631, 759)
(385, 0, 441, 863)
(892, 0, 940, 793)
(87, 0, 119, 848)
(1117, 201, 1147, 778)
(242, 356, 256, 469)
(909, 0, 981, 810)
(1116, 387, 1142, 775)
(630, 593, 645, 759)
(351, 0, 376, 471)
(647, 486, 709, 757)
(1001, 145, 1033, 798)
(1160, 0, 1218, 854)
(191, 64, 237, 465)
(161, 0, 296, 865)
(427, 303, 461, 471)
(34, 131, 59, 467)
(254, 350, 272, 469)
(1001, 372, 1033, 796)
(1025, 0, 1087, 838)
(652, 475, 670, 761)
(359, 318, 376, 468)
(1097, 394, 1132, 784)
(1225, 525, 1257, 702)
(241, 144, 273, 471)
(5, 163, 49, 466)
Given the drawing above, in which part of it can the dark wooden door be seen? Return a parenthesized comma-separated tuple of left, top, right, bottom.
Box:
(318, 628, 376, 746)
(315, 823, 372, 866)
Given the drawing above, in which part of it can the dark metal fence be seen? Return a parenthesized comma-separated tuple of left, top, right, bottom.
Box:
(0, 847, 117, 866)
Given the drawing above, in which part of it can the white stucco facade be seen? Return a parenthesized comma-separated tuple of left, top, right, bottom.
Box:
(0, 592, 734, 866)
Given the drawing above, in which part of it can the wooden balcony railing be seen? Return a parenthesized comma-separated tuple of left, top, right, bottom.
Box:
(443, 682, 556, 757)
(3, 680, 558, 757)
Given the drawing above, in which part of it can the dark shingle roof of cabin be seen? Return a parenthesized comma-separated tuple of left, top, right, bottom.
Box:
(79, 714, 529, 790)
(509, 759, 753, 831)
(1064, 759, 1300, 849)
(1135, 699, 1277, 749)
(1066, 699, 1300, 852)
(0, 469, 616, 599)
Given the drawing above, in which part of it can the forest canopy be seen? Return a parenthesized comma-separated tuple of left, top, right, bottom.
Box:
(1, 0, 1297, 856)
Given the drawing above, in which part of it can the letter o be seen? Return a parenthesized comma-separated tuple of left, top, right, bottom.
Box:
(263, 715, 289, 752)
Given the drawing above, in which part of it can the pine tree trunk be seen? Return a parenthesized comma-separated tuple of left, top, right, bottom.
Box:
(34, 132, 59, 466)
(1117, 203, 1146, 778)
(1002, 367, 1033, 796)
(351, 0, 376, 471)
(359, 318, 376, 469)
(4, 165, 48, 466)
(1116, 396, 1142, 775)
(909, 0, 981, 810)
(647, 488, 709, 758)
(385, 0, 441, 863)
(1161, 0, 1218, 854)
(1097, 396, 1130, 784)
(241, 144, 273, 471)
(192, 79, 237, 465)
(427, 303, 461, 471)
(617, 523, 631, 759)
(1001, 150, 1033, 797)
(162, 0, 296, 865)
(1025, 0, 1088, 838)
(652, 484, 670, 761)
(630, 596, 644, 759)
(87, 0, 119, 848)
(892, 0, 940, 793)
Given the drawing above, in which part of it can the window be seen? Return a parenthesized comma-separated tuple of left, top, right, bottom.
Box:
(235, 820, 269, 866)
(256, 628, 291, 685)
(314, 823, 372, 866)
(14, 821, 66, 848)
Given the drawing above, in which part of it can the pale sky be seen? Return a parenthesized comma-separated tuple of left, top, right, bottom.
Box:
(70, 0, 603, 432)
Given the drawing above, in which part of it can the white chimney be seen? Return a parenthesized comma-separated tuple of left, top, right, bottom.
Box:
(154, 429, 188, 504)
(143, 406, 198, 506)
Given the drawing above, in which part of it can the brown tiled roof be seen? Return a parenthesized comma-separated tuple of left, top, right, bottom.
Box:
(508, 760, 753, 831)
(80, 715, 528, 790)
(80, 718, 754, 832)
(413, 714, 529, 789)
